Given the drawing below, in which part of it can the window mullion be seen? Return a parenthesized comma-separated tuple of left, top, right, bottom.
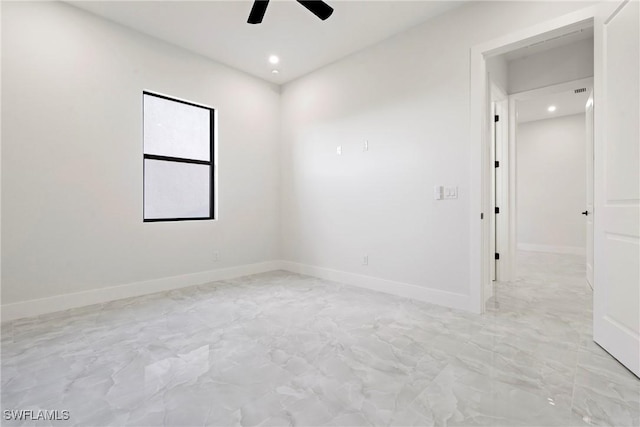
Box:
(143, 153, 211, 166)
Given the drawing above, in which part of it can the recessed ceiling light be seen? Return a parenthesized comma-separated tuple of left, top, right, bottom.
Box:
(271, 69, 279, 74)
(548, 105, 557, 112)
(269, 55, 279, 65)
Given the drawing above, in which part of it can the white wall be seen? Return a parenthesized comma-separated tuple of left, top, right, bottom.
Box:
(517, 114, 586, 254)
(280, 1, 594, 309)
(509, 38, 594, 94)
(2, 0, 598, 317)
(487, 55, 509, 97)
(1, 1, 281, 305)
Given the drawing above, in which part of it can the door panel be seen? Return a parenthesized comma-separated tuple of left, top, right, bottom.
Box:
(594, 0, 640, 377)
(604, 235, 640, 332)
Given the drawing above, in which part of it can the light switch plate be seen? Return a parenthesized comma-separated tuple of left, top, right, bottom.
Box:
(444, 186, 458, 199)
(434, 186, 444, 200)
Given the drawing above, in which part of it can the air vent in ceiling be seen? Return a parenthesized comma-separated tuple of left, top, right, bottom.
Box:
(575, 88, 587, 93)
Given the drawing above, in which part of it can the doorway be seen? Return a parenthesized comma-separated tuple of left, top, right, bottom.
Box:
(509, 79, 593, 280)
(470, 1, 640, 377)
(485, 26, 594, 288)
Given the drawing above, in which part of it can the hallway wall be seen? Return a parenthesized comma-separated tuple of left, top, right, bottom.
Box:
(517, 114, 587, 254)
(509, 38, 594, 94)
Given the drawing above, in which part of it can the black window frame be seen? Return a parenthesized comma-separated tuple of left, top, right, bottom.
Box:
(142, 91, 215, 222)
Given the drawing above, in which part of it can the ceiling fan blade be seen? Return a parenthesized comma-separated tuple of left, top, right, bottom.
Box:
(248, 0, 270, 24)
(296, 0, 334, 20)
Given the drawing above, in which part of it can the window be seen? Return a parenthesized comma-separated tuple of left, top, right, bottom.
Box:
(143, 92, 215, 222)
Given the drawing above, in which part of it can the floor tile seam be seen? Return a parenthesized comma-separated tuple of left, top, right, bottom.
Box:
(394, 360, 453, 417)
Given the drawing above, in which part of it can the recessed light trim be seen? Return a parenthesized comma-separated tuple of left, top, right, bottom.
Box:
(547, 105, 557, 112)
(269, 55, 279, 65)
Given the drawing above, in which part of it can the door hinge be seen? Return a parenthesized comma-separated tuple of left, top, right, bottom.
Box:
(480, 213, 484, 219)
(495, 115, 499, 122)
(495, 161, 500, 168)
(495, 253, 500, 260)
(495, 207, 500, 214)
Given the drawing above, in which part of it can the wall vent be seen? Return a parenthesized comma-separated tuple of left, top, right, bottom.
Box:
(575, 88, 587, 93)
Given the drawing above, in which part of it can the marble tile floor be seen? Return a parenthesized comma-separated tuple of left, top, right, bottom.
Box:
(1, 251, 638, 426)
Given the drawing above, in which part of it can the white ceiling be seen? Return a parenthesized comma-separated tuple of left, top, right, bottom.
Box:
(68, 0, 465, 85)
(517, 88, 591, 123)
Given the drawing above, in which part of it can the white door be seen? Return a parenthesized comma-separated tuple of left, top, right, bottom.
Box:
(593, 0, 640, 377)
(585, 92, 594, 289)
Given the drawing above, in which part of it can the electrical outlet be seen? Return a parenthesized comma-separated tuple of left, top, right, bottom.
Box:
(213, 251, 219, 262)
(336, 145, 342, 155)
(363, 140, 369, 152)
(362, 255, 368, 266)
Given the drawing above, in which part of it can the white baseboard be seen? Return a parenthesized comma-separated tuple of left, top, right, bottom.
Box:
(517, 243, 586, 256)
(2, 260, 473, 323)
(280, 261, 471, 312)
(1, 261, 281, 322)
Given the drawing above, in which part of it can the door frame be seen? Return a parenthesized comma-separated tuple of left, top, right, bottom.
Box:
(585, 90, 594, 289)
(469, 6, 597, 313)
(488, 81, 508, 286)
(493, 91, 508, 283)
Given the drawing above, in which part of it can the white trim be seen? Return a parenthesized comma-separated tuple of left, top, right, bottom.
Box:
(470, 5, 597, 314)
(1, 260, 473, 323)
(281, 261, 471, 312)
(517, 243, 586, 256)
(1, 261, 282, 322)
(495, 97, 510, 282)
(469, 45, 489, 315)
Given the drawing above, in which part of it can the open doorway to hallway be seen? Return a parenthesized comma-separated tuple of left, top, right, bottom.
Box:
(480, 21, 639, 420)
(485, 21, 594, 286)
(513, 83, 592, 281)
(471, 1, 640, 377)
